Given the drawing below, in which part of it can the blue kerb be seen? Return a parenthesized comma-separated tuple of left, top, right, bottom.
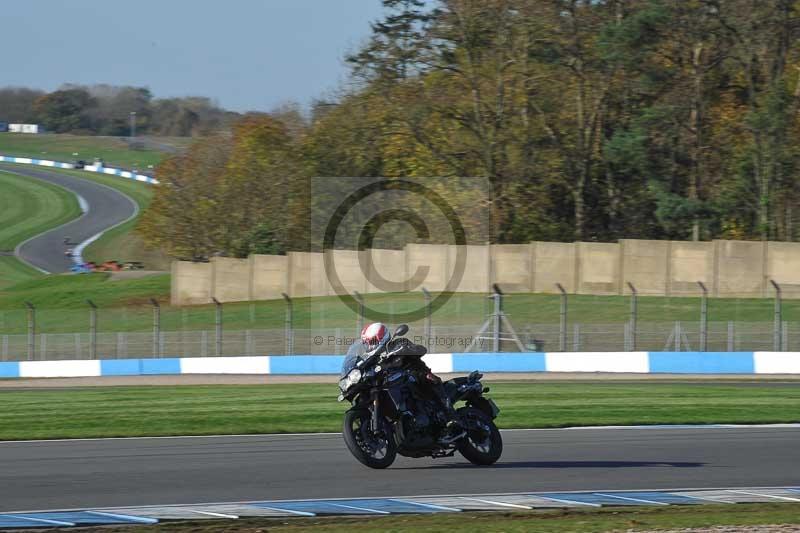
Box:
(13, 512, 145, 525)
(269, 355, 345, 374)
(607, 492, 708, 505)
(100, 359, 143, 376)
(140, 358, 181, 375)
(0, 515, 70, 527)
(0, 362, 20, 378)
(453, 352, 546, 372)
(649, 352, 754, 374)
(332, 499, 449, 513)
(254, 501, 378, 515)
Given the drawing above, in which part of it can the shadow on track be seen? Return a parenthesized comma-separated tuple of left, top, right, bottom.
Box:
(402, 460, 705, 470)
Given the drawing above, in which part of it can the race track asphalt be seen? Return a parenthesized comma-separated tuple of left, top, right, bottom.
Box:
(0, 426, 797, 513)
(0, 164, 138, 273)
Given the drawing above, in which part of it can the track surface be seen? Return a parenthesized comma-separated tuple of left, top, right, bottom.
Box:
(0, 426, 797, 512)
(0, 164, 137, 273)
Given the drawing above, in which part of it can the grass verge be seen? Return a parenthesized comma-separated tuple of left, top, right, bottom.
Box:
(0, 382, 796, 440)
(82, 504, 800, 532)
(0, 170, 81, 288)
(0, 170, 81, 251)
(0, 256, 44, 288)
(0, 133, 187, 169)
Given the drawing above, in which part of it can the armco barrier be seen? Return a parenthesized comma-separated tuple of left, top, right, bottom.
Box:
(0, 155, 158, 184)
(1, 352, 799, 379)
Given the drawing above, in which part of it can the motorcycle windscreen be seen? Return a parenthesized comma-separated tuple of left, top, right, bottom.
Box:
(341, 342, 366, 378)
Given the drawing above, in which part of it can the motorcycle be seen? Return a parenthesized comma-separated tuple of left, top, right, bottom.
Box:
(338, 324, 502, 469)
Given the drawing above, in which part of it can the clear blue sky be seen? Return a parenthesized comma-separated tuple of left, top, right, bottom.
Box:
(5, 0, 385, 112)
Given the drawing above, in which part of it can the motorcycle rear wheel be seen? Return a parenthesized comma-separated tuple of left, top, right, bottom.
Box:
(342, 409, 397, 469)
(457, 406, 503, 466)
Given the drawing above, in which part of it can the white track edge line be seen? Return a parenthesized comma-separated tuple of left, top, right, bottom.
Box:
(462, 497, 532, 509)
(594, 493, 669, 505)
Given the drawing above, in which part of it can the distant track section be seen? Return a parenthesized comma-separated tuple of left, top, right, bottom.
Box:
(0, 164, 138, 273)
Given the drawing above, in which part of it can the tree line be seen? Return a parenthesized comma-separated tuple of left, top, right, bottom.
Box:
(141, 0, 800, 260)
(0, 84, 238, 137)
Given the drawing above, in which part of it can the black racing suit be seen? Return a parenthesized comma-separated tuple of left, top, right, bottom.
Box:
(390, 338, 458, 431)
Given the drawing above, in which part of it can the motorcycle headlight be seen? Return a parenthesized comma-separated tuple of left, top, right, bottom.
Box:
(338, 368, 362, 392)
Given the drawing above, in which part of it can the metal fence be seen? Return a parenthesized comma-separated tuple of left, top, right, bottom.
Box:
(0, 321, 796, 361)
(0, 281, 797, 361)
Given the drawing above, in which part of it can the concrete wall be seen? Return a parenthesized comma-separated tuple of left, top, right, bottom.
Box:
(405, 244, 449, 292)
(287, 252, 327, 298)
(621, 240, 669, 296)
(533, 242, 577, 293)
(251, 255, 288, 300)
(714, 240, 766, 297)
(171, 261, 212, 305)
(451, 244, 491, 293)
(171, 239, 800, 305)
(669, 241, 714, 296)
(492, 244, 532, 292)
(577, 242, 620, 295)
(766, 242, 800, 298)
(364, 248, 406, 294)
(211, 257, 251, 302)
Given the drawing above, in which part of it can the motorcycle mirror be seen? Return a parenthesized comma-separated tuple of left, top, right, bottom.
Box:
(394, 324, 409, 337)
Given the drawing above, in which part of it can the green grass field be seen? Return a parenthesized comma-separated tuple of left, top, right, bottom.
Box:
(0, 170, 82, 288)
(0, 382, 796, 440)
(0, 170, 81, 252)
(0, 257, 43, 288)
(0, 133, 188, 169)
(122, 504, 800, 533)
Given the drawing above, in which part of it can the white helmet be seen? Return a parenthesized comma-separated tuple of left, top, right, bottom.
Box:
(360, 322, 390, 351)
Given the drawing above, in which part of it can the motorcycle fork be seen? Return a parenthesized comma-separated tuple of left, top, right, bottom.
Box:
(370, 390, 380, 433)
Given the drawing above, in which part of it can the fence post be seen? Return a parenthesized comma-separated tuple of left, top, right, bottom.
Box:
(556, 283, 567, 352)
(87, 300, 97, 359)
(727, 321, 734, 352)
(698, 281, 708, 352)
(491, 285, 503, 352)
(24, 301, 35, 361)
(150, 298, 161, 358)
(627, 282, 637, 352)
(573, 323, 580, 351)
(282, 293, 293, 356)
(354, 291, 365, 334)
(422, 287, 432, 349)
(770, 280, 782, 351)
(212, 297, 223, 356)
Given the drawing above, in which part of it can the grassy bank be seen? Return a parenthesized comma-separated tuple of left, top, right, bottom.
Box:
(0, 382, 796, 440)
(0, 133, 187, 169)
(0, 170, 82, 288)
(89, 504, 800, 533)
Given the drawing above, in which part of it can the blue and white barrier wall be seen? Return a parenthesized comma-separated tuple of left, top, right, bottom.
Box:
(0, 155, 158, 184)
(83, 164, 158, 184)
(0, 352, 798, 378)
(0, 155, 75, 169)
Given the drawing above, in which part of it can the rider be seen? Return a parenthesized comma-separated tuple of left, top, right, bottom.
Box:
(360, 322, 462, 438)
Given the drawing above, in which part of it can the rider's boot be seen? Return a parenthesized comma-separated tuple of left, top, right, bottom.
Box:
(438, 398, 465, 444)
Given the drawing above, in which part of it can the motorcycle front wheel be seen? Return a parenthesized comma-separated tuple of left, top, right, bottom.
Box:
(342, 409, 397, 469)
(457, 406, 503, 466)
